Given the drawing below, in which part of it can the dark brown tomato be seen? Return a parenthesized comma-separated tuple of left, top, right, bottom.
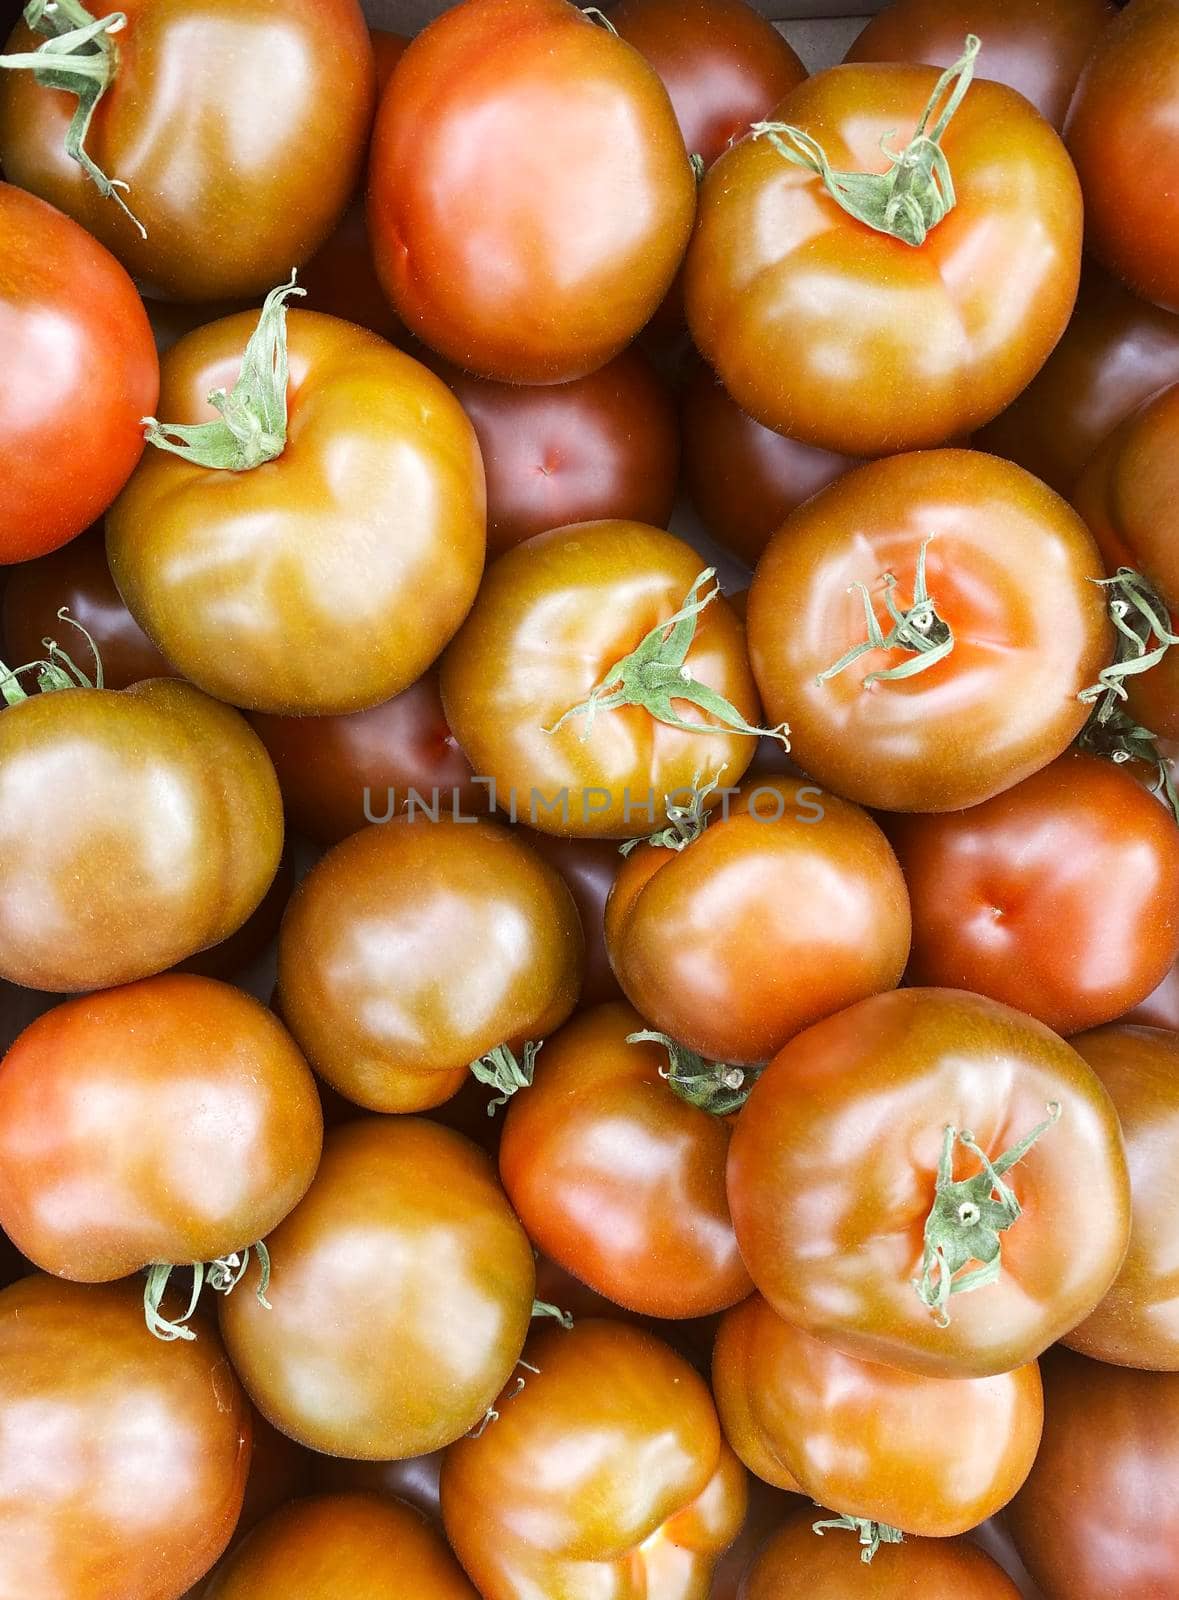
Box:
(523, 831, 622, 1006)
(231, 1411, 313, 1547)
(310, 1451, 443, 1523)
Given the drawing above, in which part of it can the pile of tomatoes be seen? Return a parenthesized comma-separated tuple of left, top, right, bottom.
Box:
(4, 0, 1179, 1595)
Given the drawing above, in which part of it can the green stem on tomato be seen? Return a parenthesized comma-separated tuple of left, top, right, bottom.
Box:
(618, 770, 725, 857)
(812, 1513, 904, 1565)
(0, 608, 102, 706)
(627, 1029, 760, 1116)
(817, 536, 954, 688)
(469, 1041, 542, 1115)
(142, 1241, 272, 1343)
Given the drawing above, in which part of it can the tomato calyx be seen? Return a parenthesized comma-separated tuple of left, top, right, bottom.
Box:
(546, 568, 790, 746)
(142, 274, 307, 471)
(0, 0, 145, 237)
(618, 770, 723, 857)
(0, 607, 102, 706)
(143, 1241, 272, 1343)
(750, 34, 980, 249)
(580, 5, 618, 34)
(914, 1103, 1062, 1327)
(627, 1029, 761, 1115)
(470, 1040, 543, 1115)
(531, 1299, 574, 1330)
(465, 1357, 539, 1439)
(817, 536, 954, 688)
(812, 1512, 904, 1566)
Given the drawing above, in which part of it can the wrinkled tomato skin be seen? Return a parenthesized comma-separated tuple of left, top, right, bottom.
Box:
(746, 450, 1112, 813)
(441, 1320, 746, 1598)
(277, 818, 583, 1112)
(1067, 0, 1179, 311)
(605, 775, 910, 1064)
(0, 184, 158, 564)
(0, 1, 375, 302)
(0, 1274, 251, 1600)
(219, 1118, 535, 1461)
(846, 0, 1114, 130)
(524, 832, 622, 1006)
(727, 988, 1131, 1379)
(713, 1293, 1042, 1536)
(0, 974, 322, 1282)
(498, 1002, 752, 1318)
(368, 0, 696, 384)
(889, 753, 1179, 1036)
(0, 678, 282, 992)
(205, 1493, 477, 1600)
(686, 66, 1081, 456)
(1007, 1349, 1179, 1600)
(107, 310, 486, 717)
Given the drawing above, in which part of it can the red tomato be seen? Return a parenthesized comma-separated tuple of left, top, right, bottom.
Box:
(888, 753, 1179, 1035)
(1125, 957, 1179, 1028)
(523, 832, 623, 1006)
(219, 1118, 536, 1459)
(368, 0, 696, 383)
(746, 450, 1112, 812)
(727, 988, 1131, 1378)
(0, 183, 157, 564)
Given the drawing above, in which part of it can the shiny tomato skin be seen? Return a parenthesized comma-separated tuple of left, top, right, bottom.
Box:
(0, 184, 158, 564)
(727, 988, 1131, 1379)
(498, 1002, 752, 1318)
(368, 0, 696, 384)
(605, 775, 910, 1063)
(0, 1274, 251, 1600)
(0, 1, 375, 302)
(440, 520, 762, 838)
(889, 753, 1179, 1036)
(106, 309, 486, 716)
(219, 1117, 535, 1460)
(175, 850, 294, 983)
(277, 818, 583, 1112)
(0, 678, 282, 992)
(714, 1293, 1042, 1535)
(0, 974, 322, 1282)
(1125, 958, 1179, 1029)
(523, 832, 623, 1006)
(440, 1319, 746, 1598)
(746, 450, 1112, 813)
(686, 65, 1081, 457)
(309, 1450, 443, 1521)
(1007, 1349, 1179, 1600)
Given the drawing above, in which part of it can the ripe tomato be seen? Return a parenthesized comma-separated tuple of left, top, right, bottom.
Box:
(685, 49, 1082, 456)
(0, 0, 375, 302)
(714, 1293, 1042, 1537)
(1125, 956, 1179, 1029)
(440, 521, 773, 837)
(888, 753, 1179, 1035)
(204, 1493, 477, 1600)
(230, 1409, 312, 1549)
(219, 1117, 535, 1460)
(727, 988, 1131, 1379)
(277, 818, 583, 1112)
(1007, 1349, 1179, 1600)
(441, 1320, 746, 1597)
(846, 0, 1114, 130)
(310, 1450, 443, 1521)
(0, 1273, 251, 1600)
(605, 775, 910, 1064)
(709, 1476, 800, 1600)
(107, 297, 486, 716)
(524, 832, 622, 1006)
(0, 675, 282, 992)
(368, 0, 696, 384)
(746, 450, 1112, 812)
(0, 183, 157, 564)
(175, 849, 294, 983)
(681, 364, 856, 568)
(498, 1002, 752, 1318)
(1067, 0, 1179, 311)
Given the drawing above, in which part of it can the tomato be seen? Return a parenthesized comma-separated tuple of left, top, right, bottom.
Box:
(681, 364, 856, 568)
(1125, 957, 1179, 1028)
(846, 0, 1114, 130)
(219, 1117, 535, 1459)
(432, 347, 679, 557)
(714, 1293, 1042, 1537)
(1067, 0, 1179, 311)
(0, 1273, 251, 1600)
(0, 674, 282, 992)
(746, 450, 1112, 812)
(277, 817, 582, 1112)
(249, 672, 481, 848)
(524, 832, 622, 1006)
(727, 988, 1131, 1379)
(888, 753, 1179, 1035)
(310, 1450, 444, 1522)
(1007, 1348, 1179, 1600)
(685, 50, 1081, 457)
(230, 1410, 312, 1548)
(0, 0, 375, 302)
(605, 775, 910, 1064)
(106, 297, 486, 716)
(0, 183, 157, 564)
(440, 1319, 746, 1598)
(205, 1493, 477, 1600)
(709, 1476, 800, 1600)
(440, 520, 773, 838)
(175, 849, 294, 982)
(368, 0, 696, 384)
